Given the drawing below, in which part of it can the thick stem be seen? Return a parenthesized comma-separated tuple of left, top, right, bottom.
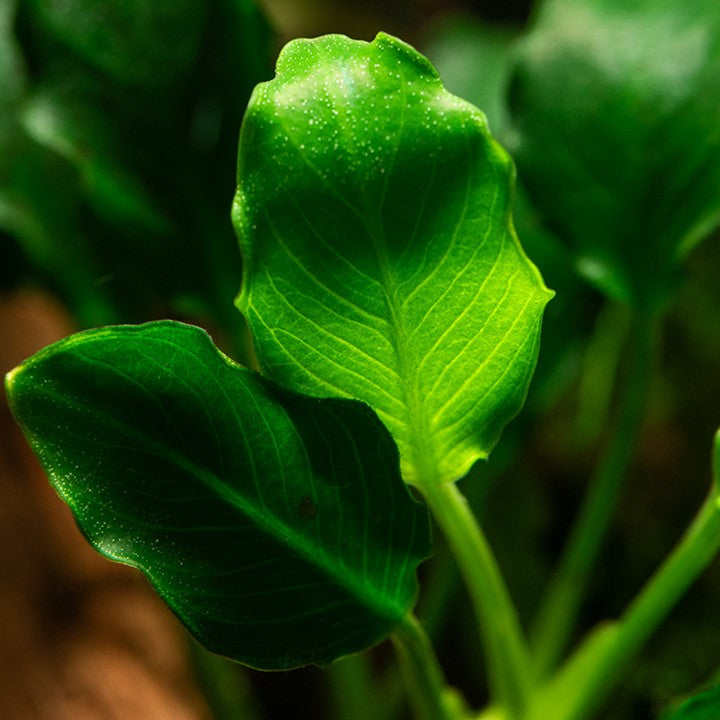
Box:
(391, 613, 465, 720)
(530, 310, 659, 677)
(537, 485, 720, 720)
(419, 480, 531, 719)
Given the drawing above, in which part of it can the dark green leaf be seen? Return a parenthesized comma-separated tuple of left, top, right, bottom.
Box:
(20, 77, 172, 232)
(509, 0, 720, 310)
(20, 0, 207, 86)
(234, 33, 552, 485)
(5, 321, 430, 669)
(0, 0, 25, 116)
(662, 683, 720, 720)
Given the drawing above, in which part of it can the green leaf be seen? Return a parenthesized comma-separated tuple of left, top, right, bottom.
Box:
(509, 0, 720, 310)
(0, 0, 25, 118)
(423, 15, 520, 136)
(5, 320, 430, 669)
(662, 684, 720, 720)
(20, 76, 172, 232)
(234, 33, 553, 485)
(20, 0, 207, 86)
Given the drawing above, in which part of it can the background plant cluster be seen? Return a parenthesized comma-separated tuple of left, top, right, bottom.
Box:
(1, 1, 720, 719)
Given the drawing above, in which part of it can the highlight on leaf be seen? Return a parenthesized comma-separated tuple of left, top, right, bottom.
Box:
(234, 32, 553, 486)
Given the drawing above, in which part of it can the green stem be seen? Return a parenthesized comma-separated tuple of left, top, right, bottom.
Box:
(574, 301, 631, 451)
(530, 310, 659, 678)
(391, 613, 465, 720)
(537, 485, 720, 720)
(328, 652, 393, 720)
(419, 479, 531, 719)
(188, 640, 264, 720)
(369, 545, 460, 720)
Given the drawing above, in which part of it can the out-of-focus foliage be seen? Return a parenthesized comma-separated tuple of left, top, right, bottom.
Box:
(662, 683, 720, 720)
(1, 0, 270, 333)
(509, 0, 720, 312)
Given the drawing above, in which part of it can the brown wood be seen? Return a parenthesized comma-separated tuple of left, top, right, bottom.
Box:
(0, 290, 211, 720)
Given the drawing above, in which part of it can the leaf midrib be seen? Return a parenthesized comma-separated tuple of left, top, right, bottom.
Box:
(362, 209, 439, 485)
(20, 361, 406, 623)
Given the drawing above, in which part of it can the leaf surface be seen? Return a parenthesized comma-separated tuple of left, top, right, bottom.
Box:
(509, 0, 720, 310)
(234, 32, 552, 484)
(5, 321, 430, 669)
(662, 684, 720, 720)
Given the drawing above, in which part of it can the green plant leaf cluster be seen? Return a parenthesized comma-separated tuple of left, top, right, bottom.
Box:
(1, 0, 270, 328)
(4, 5, 720, 717)
(5, 321, 431, 669)
(509, 0, 720, 311)
(234, 32, 553, 484)
(5, 31, 552, 682)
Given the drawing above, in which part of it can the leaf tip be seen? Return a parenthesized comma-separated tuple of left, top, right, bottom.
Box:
(4, 363, 24, 401)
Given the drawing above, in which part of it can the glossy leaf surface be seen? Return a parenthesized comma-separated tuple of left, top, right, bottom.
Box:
(5, 321, 430, 669)
(234, 33, 552, 484)
(510, 0, 720, 310)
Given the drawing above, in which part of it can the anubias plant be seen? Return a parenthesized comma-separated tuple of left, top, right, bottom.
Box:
(5, 24, 720, 720)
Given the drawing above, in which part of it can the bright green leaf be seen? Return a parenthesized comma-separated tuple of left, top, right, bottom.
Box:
(5, 321, 430, 670)
(234, 33, 553, 485)
(662, 683, 720, 720)
(509, 0, 720, 310)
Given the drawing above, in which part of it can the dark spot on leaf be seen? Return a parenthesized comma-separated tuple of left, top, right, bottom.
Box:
(298, 496, 318, 520)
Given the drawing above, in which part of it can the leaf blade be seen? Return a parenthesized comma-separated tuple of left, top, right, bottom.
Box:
(234, 32, 552, 484)
(662, 684, 720, 720)
(5, 320, 431, 669)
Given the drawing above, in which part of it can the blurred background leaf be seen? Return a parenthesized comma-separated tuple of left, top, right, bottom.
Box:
(3, 0, 271, 354)
(508, 0, 720, 312)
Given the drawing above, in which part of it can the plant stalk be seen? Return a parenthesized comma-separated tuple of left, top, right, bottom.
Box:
(328, 652, 394, 720)
(419, 479, 531, 719)
(189, 641, 264, 720)
(574, 301, 631, 450)
(391, 613, 464, 720)
(530, 309, 659, 677)
(538, 484, 720, 720)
